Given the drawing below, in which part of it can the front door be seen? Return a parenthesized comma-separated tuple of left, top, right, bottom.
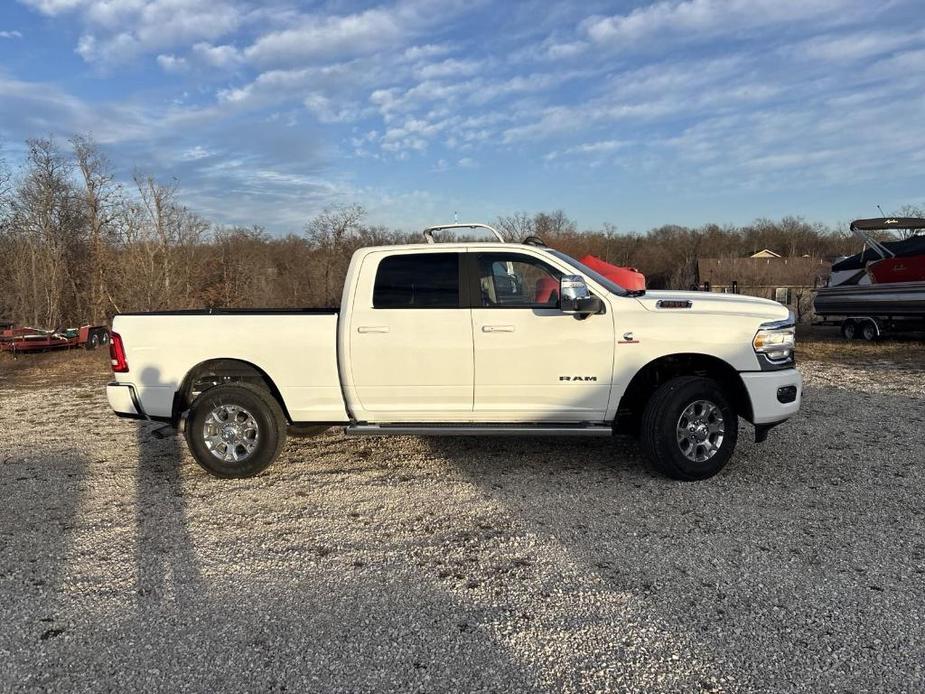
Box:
(347, 251, 473, 419)
(471, 251, 614, 421)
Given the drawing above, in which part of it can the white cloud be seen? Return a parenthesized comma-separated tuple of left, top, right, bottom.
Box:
(303, 94, 366, 124)
(156, 54, 188, 73)
(192, 42, 242, 68)
(23, 0, 244, 64)
(545, 140, 625, 161)
(414, 58, 484, 79)
(402, 43, 452, 61)
(0, 30, 23, 39)
(19, 0, 83, 14)
(245, 7, 403, 65)
(179, 145, 213, 161)
(583, 0, 871, 47)
(242, 0, 477, 66)
(218, 61, 384, 108)
(790, 29, 925, 63)
(502, 56, 770, 143)
(546, 41, 586, 59)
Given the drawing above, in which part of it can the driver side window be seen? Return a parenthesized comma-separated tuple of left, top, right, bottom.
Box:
(476, 253, 562, 308)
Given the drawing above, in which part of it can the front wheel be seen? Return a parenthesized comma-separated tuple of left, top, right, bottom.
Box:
(185, 383, 287, 478)
(640, 376, 738, 481)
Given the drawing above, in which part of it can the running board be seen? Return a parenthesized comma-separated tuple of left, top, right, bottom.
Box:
(344, 423, 613, 437)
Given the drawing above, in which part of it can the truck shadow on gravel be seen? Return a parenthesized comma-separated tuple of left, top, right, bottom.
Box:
(418, 381, 925, 691)
(134, 421, 204, 607)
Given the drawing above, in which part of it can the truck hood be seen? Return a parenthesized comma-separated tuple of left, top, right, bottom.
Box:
(633, 290, 791, 322)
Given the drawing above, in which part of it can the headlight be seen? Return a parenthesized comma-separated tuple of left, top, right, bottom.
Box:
(753, 315, 796, 362)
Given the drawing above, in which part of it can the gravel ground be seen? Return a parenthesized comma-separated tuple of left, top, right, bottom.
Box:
(1, 357, 924, 693)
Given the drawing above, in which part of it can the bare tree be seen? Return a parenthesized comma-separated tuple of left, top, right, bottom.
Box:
(71, 134, 120, 322)
(495, 212, 533, 240)
(895, 205, 925, 239)
(0, 142, 11, 223)
(8, 138, 85, 326)
(533, 209, 576, 237)
(305, 204, 367, 305)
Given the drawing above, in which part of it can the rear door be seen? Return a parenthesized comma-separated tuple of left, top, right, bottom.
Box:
(470, 251, 614, 421)
(347, 251, 473, 418)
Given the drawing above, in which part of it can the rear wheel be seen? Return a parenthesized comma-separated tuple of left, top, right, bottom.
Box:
(860, 320, 879, 341)
(85, 332, 100, 350)
(185, 383, 287, 478)
(640, 376, 738, 481)
(840, 319, 857, 340)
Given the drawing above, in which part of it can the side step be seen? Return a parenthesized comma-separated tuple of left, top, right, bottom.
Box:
(344, 423, 613, 437)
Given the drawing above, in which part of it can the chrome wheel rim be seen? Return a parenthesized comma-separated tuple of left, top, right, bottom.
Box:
(676, 399, 725, 463)
(203, 404, 260, 463)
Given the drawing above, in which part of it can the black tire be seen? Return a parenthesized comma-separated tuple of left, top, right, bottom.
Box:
(185, 383, 287, 478)
(860, 320, 878, 341)
(841, 319, 857, 340)
(85, 332, 100, 350)
(640, 376, 738, 481)
(100, 331, 110, 345)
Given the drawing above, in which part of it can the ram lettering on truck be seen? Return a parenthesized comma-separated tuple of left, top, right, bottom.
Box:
(107, 223, 802, 481)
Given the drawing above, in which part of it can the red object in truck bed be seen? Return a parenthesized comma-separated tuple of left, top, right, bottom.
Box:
(579, 255, 646, 291)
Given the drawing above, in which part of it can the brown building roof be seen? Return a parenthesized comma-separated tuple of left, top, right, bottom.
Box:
(697, 256, 831, 287)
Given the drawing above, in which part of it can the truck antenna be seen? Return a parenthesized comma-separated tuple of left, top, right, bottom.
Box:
(877, 204, 886, 217)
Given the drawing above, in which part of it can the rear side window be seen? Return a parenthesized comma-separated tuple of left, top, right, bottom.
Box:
(373, 253, 460, 308)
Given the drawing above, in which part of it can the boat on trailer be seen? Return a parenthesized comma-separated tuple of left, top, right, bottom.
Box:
(813, 217, 925, 340)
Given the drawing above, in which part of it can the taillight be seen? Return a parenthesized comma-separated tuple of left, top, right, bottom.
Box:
(110, 331, 129, 373)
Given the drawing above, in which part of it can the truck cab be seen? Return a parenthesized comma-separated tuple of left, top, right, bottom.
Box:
(107, 224, 802, 481)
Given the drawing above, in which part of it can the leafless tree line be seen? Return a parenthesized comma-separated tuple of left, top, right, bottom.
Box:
(0, 134, 898, 328)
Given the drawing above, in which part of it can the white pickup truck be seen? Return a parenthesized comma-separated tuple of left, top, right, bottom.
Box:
(107, 224, 802, 481)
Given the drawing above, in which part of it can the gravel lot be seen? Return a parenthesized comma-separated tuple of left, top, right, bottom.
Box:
(1, 351, 924, 693)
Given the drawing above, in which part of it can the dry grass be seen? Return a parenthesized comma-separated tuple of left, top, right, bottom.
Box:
(797, 325, 925, 365)
(0, 347, 111, 390)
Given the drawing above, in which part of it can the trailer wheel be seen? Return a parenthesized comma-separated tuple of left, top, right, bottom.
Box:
(85, 332, 100, 350)
(860, 320, 879, 341)
(639, 376, 738, 481)
(840, 319, 857, 340)
(100, 331, 110, 345)
(185, 383, 287, 478)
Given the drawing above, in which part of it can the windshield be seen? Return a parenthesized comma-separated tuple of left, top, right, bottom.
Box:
(546, 249, 628, 296)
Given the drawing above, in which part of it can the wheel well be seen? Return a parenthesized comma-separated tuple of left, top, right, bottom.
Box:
(616, 353, 753, 431)
(174, 358, 291, 423)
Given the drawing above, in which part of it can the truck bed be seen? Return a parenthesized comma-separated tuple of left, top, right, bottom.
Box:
(110, 311, 347, 422)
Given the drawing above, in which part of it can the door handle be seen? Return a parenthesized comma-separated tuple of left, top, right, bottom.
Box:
(357, 326, 390, 333)
(482, 325, 515, 333)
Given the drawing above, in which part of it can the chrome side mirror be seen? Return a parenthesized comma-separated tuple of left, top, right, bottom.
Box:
(560, 275, 602, 315)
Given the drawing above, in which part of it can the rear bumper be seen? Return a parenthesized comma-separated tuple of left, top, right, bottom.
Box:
(106, 382, 147, 420)
(740, 368, 802, 425)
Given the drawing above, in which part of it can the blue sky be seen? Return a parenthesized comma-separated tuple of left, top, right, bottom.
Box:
(1, 0, 924, 234)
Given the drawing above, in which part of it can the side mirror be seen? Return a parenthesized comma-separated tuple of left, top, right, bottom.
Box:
(560, 275, 603, 315)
